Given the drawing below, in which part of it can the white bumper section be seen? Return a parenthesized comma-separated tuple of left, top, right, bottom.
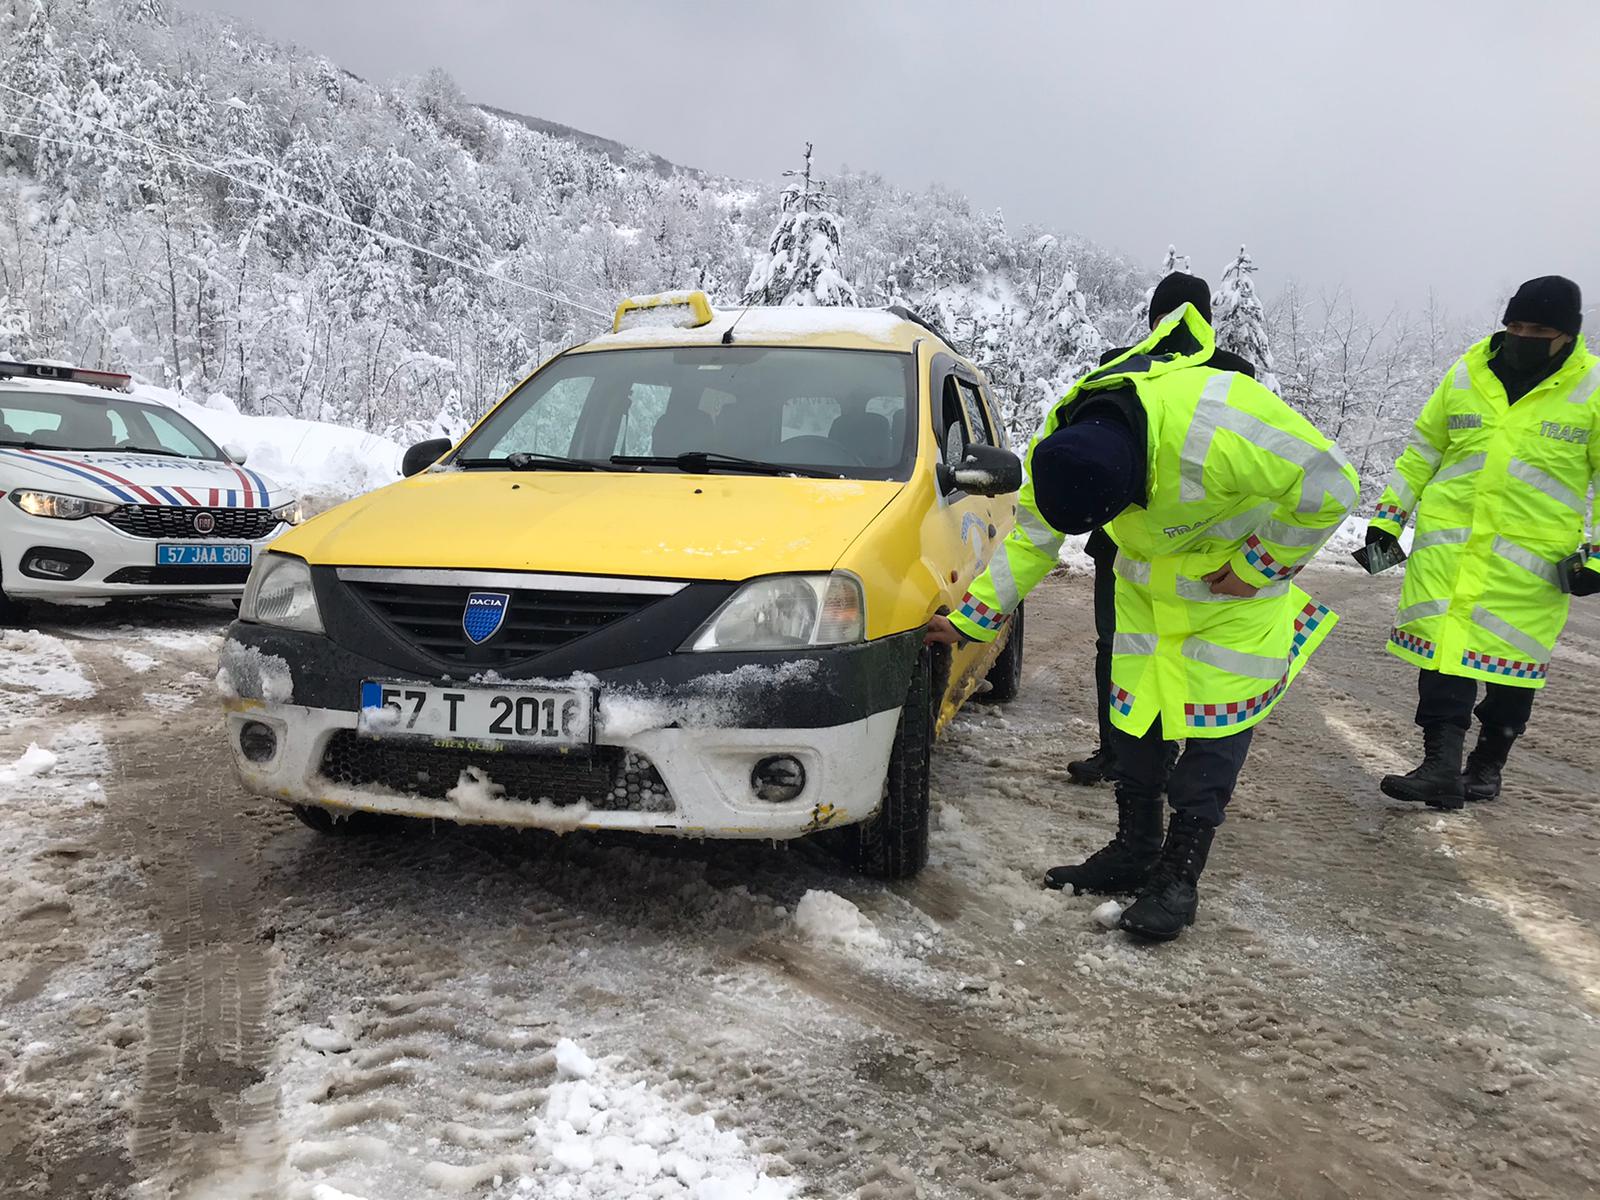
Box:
(224, 701, 900, 839)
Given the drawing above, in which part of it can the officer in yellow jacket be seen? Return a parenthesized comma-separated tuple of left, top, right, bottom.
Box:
(928, 303, 1357, 941)
(1370, 276, 1598, 811)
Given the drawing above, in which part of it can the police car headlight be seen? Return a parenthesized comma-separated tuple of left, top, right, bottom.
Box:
(240, 552, 323, 634)
(9, 489, 120, 520)
(685, 572, 865, 652)
(269, 498, 303, 526)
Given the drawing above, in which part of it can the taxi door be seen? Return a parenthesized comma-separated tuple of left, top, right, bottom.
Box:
(923, 356, 1017, 726)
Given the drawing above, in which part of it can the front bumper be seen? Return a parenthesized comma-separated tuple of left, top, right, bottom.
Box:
(219, 622, 917, 839)
(0, 505, 281, 599)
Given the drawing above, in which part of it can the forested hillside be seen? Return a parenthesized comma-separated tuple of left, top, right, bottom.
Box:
(0, 0, 1459, 482)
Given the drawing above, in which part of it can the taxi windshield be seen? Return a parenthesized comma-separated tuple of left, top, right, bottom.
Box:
(0, 390, 225, 460)
(455, 347, 917, 480)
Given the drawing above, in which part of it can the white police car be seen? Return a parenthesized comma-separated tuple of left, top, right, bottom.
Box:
(0, 359, 298, 615)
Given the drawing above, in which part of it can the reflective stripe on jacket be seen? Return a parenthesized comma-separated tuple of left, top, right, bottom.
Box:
(1371, 334, 1600, 688)
(951, 303, 1358, 738)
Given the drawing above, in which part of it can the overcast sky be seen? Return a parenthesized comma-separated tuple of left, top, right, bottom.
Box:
(196, 0, 1600, 322)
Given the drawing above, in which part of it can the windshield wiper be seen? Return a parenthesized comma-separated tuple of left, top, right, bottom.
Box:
(453, 452, 621, 472)
(103, 446, 192, 459)
(0, 439, 54, 450)
(610, 451, 844, 479)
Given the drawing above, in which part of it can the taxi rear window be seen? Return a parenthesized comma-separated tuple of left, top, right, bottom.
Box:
(458, 348, 917, 481)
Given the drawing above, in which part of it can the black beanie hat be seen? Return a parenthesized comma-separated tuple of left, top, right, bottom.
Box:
(1149, 272, 1212, 329)
(1503, 276, 1583, 336)
(1029, 417, 1140, 534)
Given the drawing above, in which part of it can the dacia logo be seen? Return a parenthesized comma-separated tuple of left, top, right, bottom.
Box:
(462, 591, 511, 644)
(1540, 421, 1590, 444)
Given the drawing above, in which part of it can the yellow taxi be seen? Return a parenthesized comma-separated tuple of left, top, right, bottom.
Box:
(220, 292, 1025, 877)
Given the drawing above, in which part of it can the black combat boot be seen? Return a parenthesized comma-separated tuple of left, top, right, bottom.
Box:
(1380, 724, 1466, 811)
(1044, 791, 1162, 894)
(1462, 725, 1516, 802)
(1119, 811, 1215, 941)
(1066, 746, 1118, 785)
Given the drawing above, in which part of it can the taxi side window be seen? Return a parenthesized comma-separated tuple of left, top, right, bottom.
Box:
(935, 376, 969, 472)
(958, 381, 994, 448)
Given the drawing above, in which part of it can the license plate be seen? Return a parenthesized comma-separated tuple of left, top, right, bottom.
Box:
(157, 543, 252, 566)
(358, 681, 594, 748)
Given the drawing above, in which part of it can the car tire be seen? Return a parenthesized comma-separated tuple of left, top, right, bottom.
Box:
(852, 646, 934, 880)
(290, 804, 397, 836)
(982, 601, 1024, 703)
(0, 566, 22, 628)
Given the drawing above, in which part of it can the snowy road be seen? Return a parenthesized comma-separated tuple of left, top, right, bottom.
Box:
(3, 566, 1599, 1199)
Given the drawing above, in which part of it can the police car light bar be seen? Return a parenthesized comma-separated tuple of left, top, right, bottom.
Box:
(612, 290, 715, 334)
(0, 359, 134, 392)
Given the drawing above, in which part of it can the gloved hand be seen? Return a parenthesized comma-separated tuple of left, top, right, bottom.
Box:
(1365, 525, 1402, 555)
(1569, 562, 1600, 597)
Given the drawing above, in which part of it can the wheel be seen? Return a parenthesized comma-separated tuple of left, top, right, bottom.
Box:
(982, 601, 1024, 703)
(290, 804, 397, 835)
(851, 646, 934, 879)
(0, 565, 23, 628)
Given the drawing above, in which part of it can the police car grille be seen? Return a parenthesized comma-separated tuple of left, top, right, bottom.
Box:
(317, 732, 674, 812)
(101, 505, 282, 540)
(346, 581, 660, 665)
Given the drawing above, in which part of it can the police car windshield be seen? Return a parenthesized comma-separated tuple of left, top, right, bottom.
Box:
(0, 390, 224, 460)
(454, 347, 917, 481)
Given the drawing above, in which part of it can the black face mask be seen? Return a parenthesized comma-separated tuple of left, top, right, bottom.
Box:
(1501, 332, 1559, 374)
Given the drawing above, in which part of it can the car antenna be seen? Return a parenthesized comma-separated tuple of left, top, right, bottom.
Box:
(721, 305, 753, 345)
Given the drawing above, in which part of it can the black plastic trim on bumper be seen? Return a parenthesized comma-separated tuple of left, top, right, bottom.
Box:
(223, 620, 921, 730)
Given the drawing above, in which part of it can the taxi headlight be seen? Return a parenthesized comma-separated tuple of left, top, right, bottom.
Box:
(9, 489, 119, 520)
(685, 572, 865, 652)
(240, 552, 323, 634)
(269, 498, 304, 526)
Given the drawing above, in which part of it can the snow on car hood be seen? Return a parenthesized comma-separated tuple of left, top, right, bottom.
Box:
(0, 448, 285, 509)
(274, 470, 904, 580)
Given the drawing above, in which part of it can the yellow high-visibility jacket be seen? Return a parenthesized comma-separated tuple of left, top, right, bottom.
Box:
(1372, 334, 1600, 687)
(951, 304, 1358, 738)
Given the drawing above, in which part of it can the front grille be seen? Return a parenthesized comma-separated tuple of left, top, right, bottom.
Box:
(318, 731, 674, 812)
(101, 505, 282, 540)
(345, 580, 662, 667)
(105, 565, 252, 585)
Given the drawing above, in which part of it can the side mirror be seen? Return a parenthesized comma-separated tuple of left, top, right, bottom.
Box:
(402, 437, 453, 478)
(947, 443, 1023, 497)
(222, 443, 248, 465)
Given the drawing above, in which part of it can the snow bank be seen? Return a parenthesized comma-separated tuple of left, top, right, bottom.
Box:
(131, 382, 405, 506)
(0, 630, 96, 720)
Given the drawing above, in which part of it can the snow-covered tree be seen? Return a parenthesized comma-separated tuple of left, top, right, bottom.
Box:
(742, 144, 858, 308)
(1212, 245, 1279, 390)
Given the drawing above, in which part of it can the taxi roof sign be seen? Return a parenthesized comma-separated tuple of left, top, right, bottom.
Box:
(612, 290, 715, 334)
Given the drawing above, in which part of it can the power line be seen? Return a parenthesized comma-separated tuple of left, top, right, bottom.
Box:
(0, 85, 610, 319)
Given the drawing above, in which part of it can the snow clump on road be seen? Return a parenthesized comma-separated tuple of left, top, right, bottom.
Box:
(0, 630, 96, 718)
(0, 743, 58, 783)
(793, 890, 885, 949)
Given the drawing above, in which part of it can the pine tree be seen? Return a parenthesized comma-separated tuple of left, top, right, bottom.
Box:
(1212, 245, 1279, 390)
(741, 144, 859, 307)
